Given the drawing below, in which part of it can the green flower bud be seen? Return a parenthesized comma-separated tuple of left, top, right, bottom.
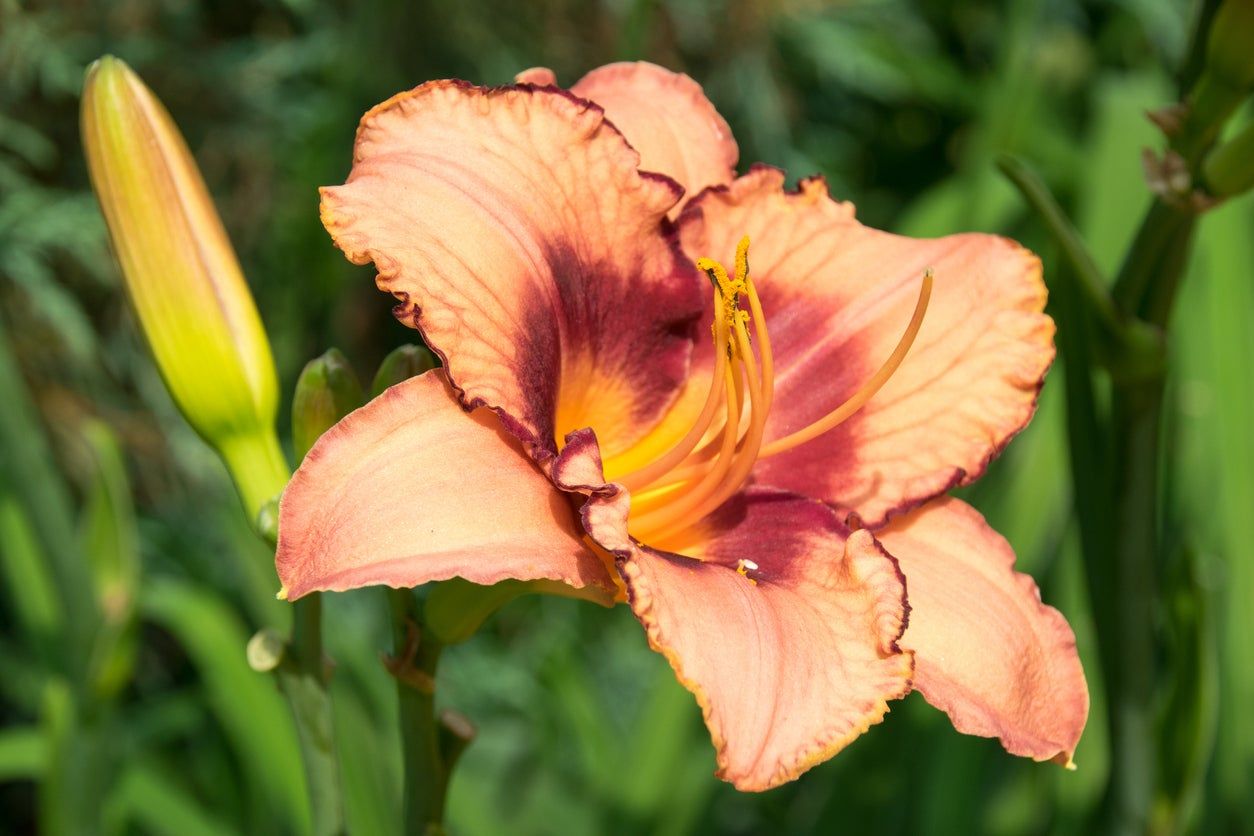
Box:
(1182, 1, 1254, 154)
(370, 344, 439, 397)
(1203, 120, 1254, 198)
(292, 348, 364, 460)
(81, 56, 286, 515)
(1206, 0, 1254, 92)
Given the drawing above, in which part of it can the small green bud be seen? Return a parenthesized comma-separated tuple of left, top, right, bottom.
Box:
(370, 344, 438, 397)
(255, 496, 280, 547)
(1203, 120, 1254, 198)
(246, 628, 287, 672)
(292, 348, 364, 460)
(1181, 1, 1254, 154)
(1205, 0, 1254, 92)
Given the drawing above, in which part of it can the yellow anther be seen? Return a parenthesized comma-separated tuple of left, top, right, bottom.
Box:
(695, 257, 732, 293)
(734, 235, 750, 284)
(625, 237, 926, 552)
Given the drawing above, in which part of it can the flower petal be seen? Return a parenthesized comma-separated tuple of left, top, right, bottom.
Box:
(677, 166, 1054, 527)
(586, 486, 912, 791)
(321, 80, 703, 463)
(275, 370, 616, 601)
(877, 498, 1088, 764)
(514, 67, 557, 86)
(569, 62, 738, 205)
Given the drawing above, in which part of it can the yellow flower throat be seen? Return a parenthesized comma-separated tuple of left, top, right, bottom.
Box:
(607, 236, 931, 549)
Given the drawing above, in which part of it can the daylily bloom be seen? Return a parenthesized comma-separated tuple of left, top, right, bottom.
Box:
(277, 62, 1088, 790)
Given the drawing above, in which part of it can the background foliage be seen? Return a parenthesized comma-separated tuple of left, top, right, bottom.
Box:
(1, 0, 1251, 833)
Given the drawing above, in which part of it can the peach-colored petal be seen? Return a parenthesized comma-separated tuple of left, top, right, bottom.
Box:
(570, 62, 738, 207)
(321, 80, 702, 464)
(513, 66, 557, 86)
(677, 166, 1054, 527)
(275, 370, 616, 601)
(877, 498, 1088, 764)
(585, 486, 912, 791)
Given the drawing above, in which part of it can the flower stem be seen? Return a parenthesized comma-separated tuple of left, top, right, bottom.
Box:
(274, 594, 345, 836)
(387, 588, 449, 835)
(239, 441, 346, 836)
(217, 429, 290, 522)
(1105, 376, 1165, 835)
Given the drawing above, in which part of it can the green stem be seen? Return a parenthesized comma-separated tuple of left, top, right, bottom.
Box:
(1048, 247, 1118, 683)
(217, 430, 290, 522)
(996, 155, 1121, 334)
(275, 594, 345, 836)
(232, 435, 345, 836)
(387, 588, 448, 835)
(1105, 374, 1165, 835)
(1177, 0, 1224, 97)
(1111, 200, 1194, 322)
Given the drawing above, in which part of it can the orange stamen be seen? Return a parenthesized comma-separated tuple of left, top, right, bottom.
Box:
(757, 269, 931, 459)
(620, 237, 932, 546)
(617, 315, 731, 491)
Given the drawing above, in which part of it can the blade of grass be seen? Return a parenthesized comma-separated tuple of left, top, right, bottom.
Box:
(0, 727, 45, 781)
(0, 489, 60, 652)
(0, 318, 95, 678)
(108, 759, 233, 836)
(141, 578, 309, 833)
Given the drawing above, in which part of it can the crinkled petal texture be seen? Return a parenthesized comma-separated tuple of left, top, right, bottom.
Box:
(676, 167, 1055, 526)
(321, 80, 702, 462)
(878, 498, 1088, 763)
(515, 62, 737, 207)
(276, 371, 616, 601)
(586, 486, 913, 791)
(568, 62, 737, 205)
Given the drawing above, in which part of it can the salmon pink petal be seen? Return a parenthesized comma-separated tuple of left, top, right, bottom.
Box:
(321, 80, 703, 464)
(677, 166, 1054, 527)
(275, 370, 616, 601)
(585, 487, 912, 791)
(878, 498, 1088, 764)
(570, 62, 738, 205)
(513, 67, 557, 86)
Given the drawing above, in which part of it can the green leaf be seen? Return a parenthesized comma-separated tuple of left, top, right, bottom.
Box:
(140, 579, 310, 833)
(76, 420, 141, 701)
(0, 726, 45, 781)
(108, 759, 233, 836)
(0, 489, 60, 650)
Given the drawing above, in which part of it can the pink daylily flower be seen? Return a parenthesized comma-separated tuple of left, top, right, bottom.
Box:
(277, 62, 1088, 791)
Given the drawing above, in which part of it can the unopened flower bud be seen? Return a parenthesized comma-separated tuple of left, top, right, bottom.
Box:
(1203, 120, 1254, 198)
(370, 344, 438, 397)
(1181, 1, 1254, 154)
(1205, 0, 1254, 92)
(292, 348, 364, 460)
(82, 56, 286, 515)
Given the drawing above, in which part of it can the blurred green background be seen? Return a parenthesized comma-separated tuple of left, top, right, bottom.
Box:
(1, 0, 1251, 833)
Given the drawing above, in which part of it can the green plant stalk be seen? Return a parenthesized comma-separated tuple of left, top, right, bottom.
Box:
(1177, 0, 1225, 97)
(999, 154, 1198, 832)
(1107, 203, 1198, 836)
(1046, 251, 1117, 692)
(219, 431, 291, 523)
(1105, 375, 1165, 835)
(387, 588, 448, 835)
(240, 445, 345, 836)
(1111, 201, 1195, 325)
(275, 594, 345, 836)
